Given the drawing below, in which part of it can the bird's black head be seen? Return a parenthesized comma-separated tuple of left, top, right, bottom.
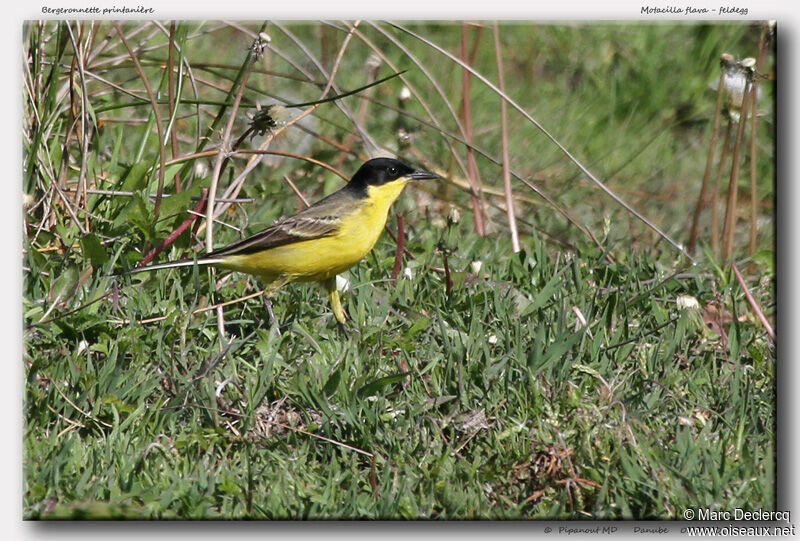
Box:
(346, 158, 437, 196)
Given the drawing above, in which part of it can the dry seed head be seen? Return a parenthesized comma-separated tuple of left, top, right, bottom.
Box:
(447, 206, 461, 225)
(722, 69, 748, 109)
(365, 54, 381, 74)
(251, 34, 269, 58)
(23, 193, 35, 209)
(396, 128, 411, 148)
(248, 105, 289, 137)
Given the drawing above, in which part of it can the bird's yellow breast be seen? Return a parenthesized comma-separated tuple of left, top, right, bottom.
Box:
(219, 179, 410, 283)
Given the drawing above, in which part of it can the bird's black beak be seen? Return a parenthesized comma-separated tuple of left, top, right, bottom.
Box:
(408, 168, 438, 181)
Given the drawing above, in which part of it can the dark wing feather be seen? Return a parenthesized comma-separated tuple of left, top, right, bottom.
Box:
(206, 191, 359, 258)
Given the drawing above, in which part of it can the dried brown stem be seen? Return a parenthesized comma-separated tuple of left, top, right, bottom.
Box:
(749, 25, 769, 258)
(65, 22, 92, 232)
(442, 250, 453, 298)
(688, 55, 728, 254)
(282, 175, 311, 210)
(460, 22, 487, 236)
(493, 23, 520, 252)
(711, 122, 733, 257)
(113, 22, 168, 223)
(137, 188, 208, 268)
(731, 261, 774, 342)
(722, 78, 753, 262)
(168, 21, 182, 193)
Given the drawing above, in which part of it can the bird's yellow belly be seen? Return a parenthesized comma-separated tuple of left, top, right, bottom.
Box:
(218, 201, 390, 283)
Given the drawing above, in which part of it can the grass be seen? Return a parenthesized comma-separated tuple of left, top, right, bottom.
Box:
(23, 21, 775, 519)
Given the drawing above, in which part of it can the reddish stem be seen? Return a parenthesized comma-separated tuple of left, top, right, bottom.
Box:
(442, 251, 453, 298)
(731, 261, 775, 342)
(137, 188, 209, 267)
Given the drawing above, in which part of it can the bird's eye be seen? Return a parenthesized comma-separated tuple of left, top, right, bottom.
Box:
(388, 167, 398, 176)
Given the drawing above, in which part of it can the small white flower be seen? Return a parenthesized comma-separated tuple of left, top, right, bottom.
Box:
(740, 57, 756, 68)
(194, 161, 209, 179)
(488, 334, 498, 345)
(403, 267, 414, 280)
(336, 275, 351, 294)
(470, 261, 483, 274)
(399, 86, 412, 101)
(676, 294, 700, 311)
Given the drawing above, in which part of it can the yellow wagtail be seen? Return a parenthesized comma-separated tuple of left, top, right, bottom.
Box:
(125, 158, 438, 325)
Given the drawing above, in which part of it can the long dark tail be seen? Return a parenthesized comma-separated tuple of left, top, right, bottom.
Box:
(118, 256, 225, 276)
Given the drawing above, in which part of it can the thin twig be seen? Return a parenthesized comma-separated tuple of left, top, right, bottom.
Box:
(282, 175, 311, 210)
(749, 26, 769, 259)
(711, 122, 733, 257)
(116, 288, 267, 325)
(53, 383, 114, 428)
(206, 38, 265, 343)
(688, 54, 728, 254)
(263, 420, 374, 458)
(113, 22, 168, 222)
(731, 261, 774, 342)
(137, 188, 208, 267)
(206, 42, 256, 254)
(460, 22, 487, 236)
(64, 22, 92, 231)
(234, 149, 347, 179)
(168, 21, 182, 193)
(30, 291, 113, 327)
(721, 77, 753, 262)
(493, 23, 520, 252)
(61, 187, 252, 204)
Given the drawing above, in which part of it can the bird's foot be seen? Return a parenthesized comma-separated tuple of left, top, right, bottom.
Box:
(337, 321, 361, 338)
